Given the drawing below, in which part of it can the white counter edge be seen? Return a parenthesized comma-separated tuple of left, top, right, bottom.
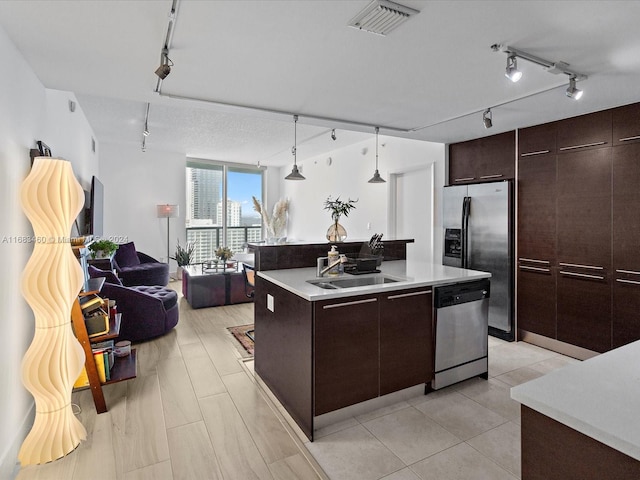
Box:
(511, 340, 640, 461)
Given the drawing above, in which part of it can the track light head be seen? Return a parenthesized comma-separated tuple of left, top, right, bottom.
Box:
(331, 129, 337, 141)
(155, 63, 171, 79)
(483, 109, 493, 129)
(566, 76, 583, 100)
(155, 49, 173, 79)
(143, 129, 150, 137)
(505, 55, 522, 82)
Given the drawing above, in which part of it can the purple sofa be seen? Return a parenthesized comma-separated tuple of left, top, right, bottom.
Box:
(88, 266, 178, 342)
(113, 242, 169, 287)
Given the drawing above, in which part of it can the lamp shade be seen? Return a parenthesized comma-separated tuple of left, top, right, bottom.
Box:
(19, 157, 87, 465)
(157, 204, 179, 218)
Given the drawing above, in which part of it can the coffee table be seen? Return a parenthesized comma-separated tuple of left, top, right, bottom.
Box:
(182, 263, 252, 309)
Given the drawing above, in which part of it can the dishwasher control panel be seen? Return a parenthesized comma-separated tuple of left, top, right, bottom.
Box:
(434, 279, 490, 308)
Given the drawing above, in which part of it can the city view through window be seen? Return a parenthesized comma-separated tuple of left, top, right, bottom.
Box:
(186, 162, 263, 263)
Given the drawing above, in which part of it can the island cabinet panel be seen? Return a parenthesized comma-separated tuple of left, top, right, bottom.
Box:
(521, 406, 640, 480)
(254, 277, 314, 439)
(556, 109, 612, 153)
(448, 130, 515, 185)
(379, 288, 433, 395)
(314, 295, 380, 415)
(612, 142, 640, 347)
(612, 102, 640, 146)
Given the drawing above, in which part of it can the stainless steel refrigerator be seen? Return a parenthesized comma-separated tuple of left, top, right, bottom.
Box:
(442, 181, 514, 340)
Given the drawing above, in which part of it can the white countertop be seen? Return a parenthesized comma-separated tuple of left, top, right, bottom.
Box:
(256, 260, 491, 301)
(511, 340, 640, 460)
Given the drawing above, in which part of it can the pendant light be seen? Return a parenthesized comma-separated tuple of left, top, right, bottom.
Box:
(285, 114, 305, 180)
(368, 127, 386, 183)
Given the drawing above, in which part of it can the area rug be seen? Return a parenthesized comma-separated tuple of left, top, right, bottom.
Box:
(228, 324, 254, 356)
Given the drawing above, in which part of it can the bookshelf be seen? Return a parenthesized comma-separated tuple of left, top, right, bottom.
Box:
(71, 277, 137, 414)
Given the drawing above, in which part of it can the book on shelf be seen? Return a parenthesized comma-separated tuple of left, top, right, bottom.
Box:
(92, 348, 107, 383)
(73, 366, 89, 389)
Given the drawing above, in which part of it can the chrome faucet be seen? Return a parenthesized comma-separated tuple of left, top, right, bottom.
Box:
(317, 255, 347, 277)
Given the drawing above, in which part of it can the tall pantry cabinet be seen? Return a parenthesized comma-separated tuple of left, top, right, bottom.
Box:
(517, 102, 640, 353)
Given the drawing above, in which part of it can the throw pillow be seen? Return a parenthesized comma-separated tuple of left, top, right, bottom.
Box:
(88, 265, 122, 286)
(114, 242, 140, 267)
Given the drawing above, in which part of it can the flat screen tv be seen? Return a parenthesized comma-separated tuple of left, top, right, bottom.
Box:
(88, 176, 104, 238)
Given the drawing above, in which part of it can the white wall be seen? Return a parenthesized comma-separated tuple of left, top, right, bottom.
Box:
(280, 134, 445, 261)
(0, 26, 98, 478)
(100, 142, 186, 270)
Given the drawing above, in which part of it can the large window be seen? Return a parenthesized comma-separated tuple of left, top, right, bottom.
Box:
(186, 160, 263, 263)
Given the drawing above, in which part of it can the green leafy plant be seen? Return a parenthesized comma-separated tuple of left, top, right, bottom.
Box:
(88, 239, 118, 258)
(324, 196, 358, 223)
(170, 239, 196, 267)
(215, 246, 233, 262)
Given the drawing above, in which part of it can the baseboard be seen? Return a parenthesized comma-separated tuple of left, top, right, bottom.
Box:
(0, 400, 34, 479)
(519, 330, 599, 361)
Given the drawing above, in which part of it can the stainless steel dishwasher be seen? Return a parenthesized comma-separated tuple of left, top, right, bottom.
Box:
(432, 279, 490, 390)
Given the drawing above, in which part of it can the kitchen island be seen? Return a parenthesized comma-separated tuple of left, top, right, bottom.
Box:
(511, 340, 640, 479)
(254, 260, 490, 440)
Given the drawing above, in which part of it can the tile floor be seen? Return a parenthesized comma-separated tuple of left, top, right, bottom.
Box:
(300, 337, 579, 480)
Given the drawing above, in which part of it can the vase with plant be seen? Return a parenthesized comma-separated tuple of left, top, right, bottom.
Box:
(88, 239, 119, 259)
(324, 196, 358, 242)
(252, 196, 289, 244)
(215, 246, 233, 263)
(170, 239, 196, 280)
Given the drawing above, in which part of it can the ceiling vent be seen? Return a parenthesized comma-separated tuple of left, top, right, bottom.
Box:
(348, 0, 419, 36)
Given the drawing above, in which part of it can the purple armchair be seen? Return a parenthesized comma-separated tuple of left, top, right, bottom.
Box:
(113, 242, 169, 287)
(88, 266, 178, 342)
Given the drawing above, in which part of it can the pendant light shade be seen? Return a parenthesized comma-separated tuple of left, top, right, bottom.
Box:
(368, 127, 386, 184)
(285, 115, 305, 180)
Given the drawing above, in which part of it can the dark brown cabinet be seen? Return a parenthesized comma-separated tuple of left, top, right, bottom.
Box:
(556, 275, 611, 353)
(519, 122, 557, 156)
(612, 142, 640, 347)
(449, 131, 515, 184)
(557, 110, 612, 152)
(379, 288, 432, 395)
(612, 102, 640, 146)
(314, 295, 380, 415)
(556, 148, 612, 269)
(517, 269, 556, 339)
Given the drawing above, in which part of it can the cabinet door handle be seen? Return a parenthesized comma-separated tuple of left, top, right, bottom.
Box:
(616, 269, 640, 275)
(387, 290, 431, 300)
(619, 135, 640, 142)
(558, 262, 604, 270)
(559, 141, 606, 151)
(519, 265, 550, 273)
(560, 271, 605, 280)
(520, 150, 550, 157)
(480, 174, 504, 179)
(616, 278, 640, 285)
(518, 258, 550, 264)
(454, 177, 475, 182)
(323, 298, 377, 309)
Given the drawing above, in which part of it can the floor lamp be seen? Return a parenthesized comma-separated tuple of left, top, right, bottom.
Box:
(157, 204, 179, 269)
(19, 157, 87, 465)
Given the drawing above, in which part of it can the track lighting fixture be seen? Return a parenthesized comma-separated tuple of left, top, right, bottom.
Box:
(492, 44, 587, 99)
(155, 48, 173, 79)
(285, 115, 305, 180)
(143, 129, 150, 137)
(368, 127, 386, 184)
(566, 76, 583, 100)
(331, 129, 337, 141)
(505, 55, 522, 82)
(483, 109, 493, 129)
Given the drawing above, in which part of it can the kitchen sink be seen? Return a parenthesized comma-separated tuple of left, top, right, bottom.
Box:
(308, 276, 399, 290)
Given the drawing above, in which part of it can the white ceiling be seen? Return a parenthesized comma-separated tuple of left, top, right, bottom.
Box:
(1, 0, 640, 167)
